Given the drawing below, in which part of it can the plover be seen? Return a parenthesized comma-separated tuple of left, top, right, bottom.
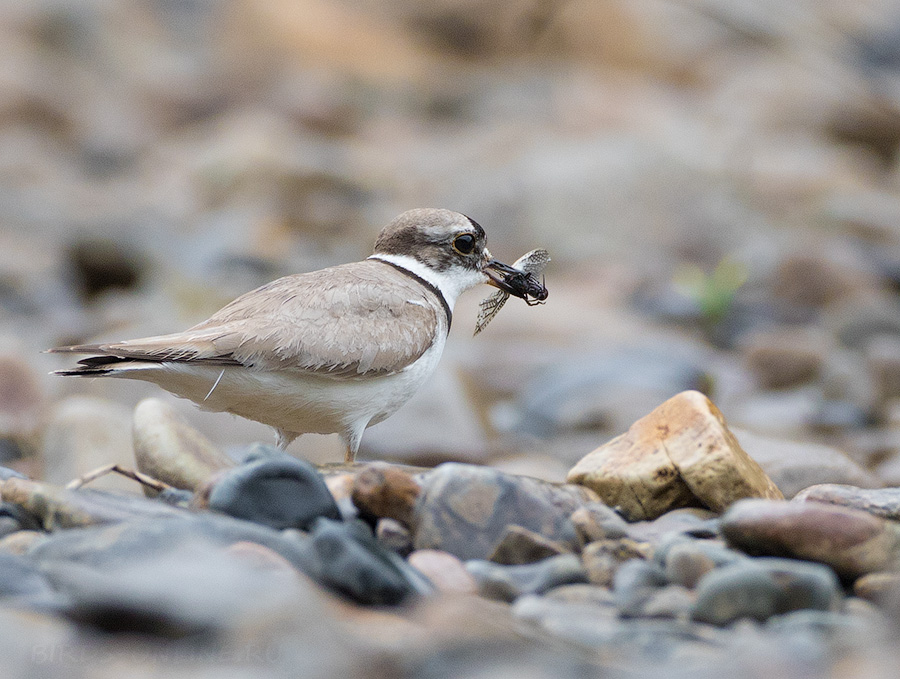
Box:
(51, 208, 547, 462)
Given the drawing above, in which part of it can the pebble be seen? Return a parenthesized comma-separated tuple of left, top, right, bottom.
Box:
(612, 559, 668, 617)
(0, 530, 47, 556)
(690, 557, 842, 626)
(132, 397, 235, 492)
(740, 326, 826, 389)
(488, 525, 570, 565)
(412, 463, 592, 560)
(350, 462, 421, 526)
(734, 428, 882, 498)
(582, 538, 652, 588)
(466, 553, 588, 602)
(793, 484, 900, 521)
(569, 502, 630, 545)
(376, 518, 413, 555)
(567, 391, 782, 521)
(407, 549, 477, 594)
(626, 507, 720, 543)
(657, 537, 746, 588)
(207, 453, 340, 530)
(865, 334, 900, 404)
(853, 572, 900, 606)
(308, 518, 431, 605)
(720, 499, 900, 579)
(0, 551, 55, 600)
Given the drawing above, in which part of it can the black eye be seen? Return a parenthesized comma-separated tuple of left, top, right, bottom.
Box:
(453, 234, 476, 255)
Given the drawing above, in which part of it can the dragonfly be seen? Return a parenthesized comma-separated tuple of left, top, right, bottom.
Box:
(474, 248, 549, 335)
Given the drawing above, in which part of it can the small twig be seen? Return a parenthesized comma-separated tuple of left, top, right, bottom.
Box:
(66, 464, 172, 493)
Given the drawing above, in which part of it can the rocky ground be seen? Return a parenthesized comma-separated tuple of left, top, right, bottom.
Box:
(6, 0, 900, 677)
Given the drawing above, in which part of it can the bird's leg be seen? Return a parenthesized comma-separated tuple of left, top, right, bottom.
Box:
(275, 429, 298, 450)
(344, 444, 355, 464)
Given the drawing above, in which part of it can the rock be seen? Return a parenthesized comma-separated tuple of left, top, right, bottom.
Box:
(44, 542, 312, 636)
(612, 559, 668, 617)
(657, 537, 745, 589)
(412, 463, 594, 560)
(626, 507, 720, 543)
(132, 398, 234, 492)
(542, 583, 617, 608)
(308, 518, 431, 605)
(866, 334, 900, 404)
(0, 501, 41, 539)
(567, 391, 782, 521)
(0, 477, 185, 530)
(772, 251, 870, 308)
(569, 502, 629, 545)
(690, 557, 842, 626)
(853, 571, 900, 605)
(0, 530, 46, 556)
(407, 549, 477, 594)
(376, 518, 413, 555)
(0, 552, 55, 601)
(734, 428, 882, 498)
(207, 453, 340, 530)
(640, 584, 694, 619)
(582, 538, 652, 588)
(40, 396, 135, 492)
(350, 462, 421, 526)
(740, 326, 826, 389)
(794, 484, 900, 521)
(466, 553, 588, 602)
(720, 499, 900, 579)
(488, 525, 570, 565)
(0, 352, 43, 442)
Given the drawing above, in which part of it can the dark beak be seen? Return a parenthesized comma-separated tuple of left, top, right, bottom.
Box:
(484, 259, 549, 303)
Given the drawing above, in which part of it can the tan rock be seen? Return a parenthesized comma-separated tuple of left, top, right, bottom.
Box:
(133, 398, 235, 492)
(567, 391, 782, 520)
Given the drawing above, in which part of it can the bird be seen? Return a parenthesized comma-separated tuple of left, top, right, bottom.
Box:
(50, 208, 543, 463)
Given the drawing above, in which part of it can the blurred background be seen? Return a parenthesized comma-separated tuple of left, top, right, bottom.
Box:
(3, 0, 900, 485)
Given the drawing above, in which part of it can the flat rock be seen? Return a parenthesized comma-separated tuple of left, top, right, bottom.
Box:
(132, 398, 234, 492)
(412, 463, 594, 560)
(720, 498, 900, 579)
(570, 502, 629, 545)
(794, 484, 900, 521)
(734, 428, 882, 498)
(567, 391, 782, 521)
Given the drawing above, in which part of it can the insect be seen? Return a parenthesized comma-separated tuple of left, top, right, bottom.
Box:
(474, 248, 549, 335)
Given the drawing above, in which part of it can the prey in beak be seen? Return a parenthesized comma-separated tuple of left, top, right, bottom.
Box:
(483, 254, 549, 305)
(476, 249, 549, 335)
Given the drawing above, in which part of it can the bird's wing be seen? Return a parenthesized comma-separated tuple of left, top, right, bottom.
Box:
(52, 261, 442, 378)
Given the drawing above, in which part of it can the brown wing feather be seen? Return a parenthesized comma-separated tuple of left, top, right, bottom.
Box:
(51, 261, 441, 378)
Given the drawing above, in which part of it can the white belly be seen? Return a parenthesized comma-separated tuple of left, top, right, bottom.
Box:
(110, 335, 446, 441)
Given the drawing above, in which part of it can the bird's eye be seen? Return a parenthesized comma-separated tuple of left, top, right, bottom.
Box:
(452, 234, 476, 255)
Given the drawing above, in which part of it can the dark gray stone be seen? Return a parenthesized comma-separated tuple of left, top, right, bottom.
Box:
(309, 518, 431, 605)
(208, 454, 340, 530)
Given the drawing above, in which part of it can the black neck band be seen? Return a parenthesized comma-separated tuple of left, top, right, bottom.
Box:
(373, 258, 452, 329)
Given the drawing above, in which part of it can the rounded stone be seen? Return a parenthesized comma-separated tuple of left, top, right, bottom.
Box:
(690, 557, 841, 626)
(408, 549, 477, 594)
(208, 456, 340, 530)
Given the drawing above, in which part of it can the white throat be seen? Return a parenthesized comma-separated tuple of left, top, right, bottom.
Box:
(368, 254, 486, 309)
